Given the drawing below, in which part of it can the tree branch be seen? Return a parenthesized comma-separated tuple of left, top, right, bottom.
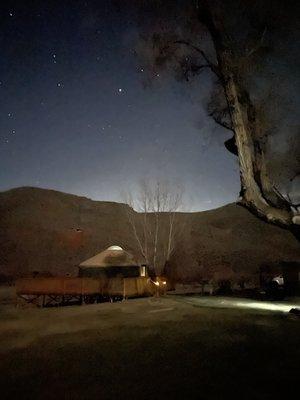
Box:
(273, 186, 300, 208)
(246, 27, 267, 58)
(181, 62, 212, 81)
(173, 40, 221, 77)
(209, 112, 234, 132)
(290, 173, 300, 182)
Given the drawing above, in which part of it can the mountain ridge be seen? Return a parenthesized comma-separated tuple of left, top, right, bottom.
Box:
(0, 187, 299, 282)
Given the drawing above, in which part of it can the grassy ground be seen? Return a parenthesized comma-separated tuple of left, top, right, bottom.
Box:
(0, 294, 299, 400)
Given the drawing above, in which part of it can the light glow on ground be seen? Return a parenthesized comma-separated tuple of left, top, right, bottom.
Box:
(180, 296, 300, 313)
(234, 301, 295, 313)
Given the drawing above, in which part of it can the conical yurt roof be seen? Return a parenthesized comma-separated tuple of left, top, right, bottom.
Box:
(79, 246, 138, 268)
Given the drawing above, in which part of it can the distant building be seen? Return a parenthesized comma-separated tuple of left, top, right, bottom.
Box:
(78, 245, 147, 278)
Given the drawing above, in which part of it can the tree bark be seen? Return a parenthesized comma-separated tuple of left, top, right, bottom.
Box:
(224, 75, 292, 225)
(203, 3, 294, 227)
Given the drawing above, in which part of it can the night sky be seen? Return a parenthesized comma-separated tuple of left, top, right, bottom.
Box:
(1, 1, 246, 211)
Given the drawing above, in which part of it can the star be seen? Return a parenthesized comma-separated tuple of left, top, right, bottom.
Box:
(118, 88, 123, 93)
(57, 82, 63, 87)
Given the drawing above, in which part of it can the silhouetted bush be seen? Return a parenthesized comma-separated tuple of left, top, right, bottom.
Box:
(0, 273, 13, 285)
(216, 280, 232, 295)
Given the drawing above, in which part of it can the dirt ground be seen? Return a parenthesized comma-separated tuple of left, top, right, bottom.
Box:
(0, 293, 299, 400)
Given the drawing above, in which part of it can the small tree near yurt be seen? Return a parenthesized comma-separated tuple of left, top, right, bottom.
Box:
(123, 178, 185, 275)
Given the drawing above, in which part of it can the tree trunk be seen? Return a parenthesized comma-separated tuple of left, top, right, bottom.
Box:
(166, 213, 174, 261)
(227, 80, 291, 225)
(153, 212, 159, 273)
(203, 3, 294, 227)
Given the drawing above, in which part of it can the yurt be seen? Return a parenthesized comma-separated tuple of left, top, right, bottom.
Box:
(78, 245, 147, 278)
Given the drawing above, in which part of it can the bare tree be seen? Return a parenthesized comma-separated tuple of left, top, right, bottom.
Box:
(121, 189, 149, 264)
(123, 179, 184, 275)
(134, 0, 300, 232)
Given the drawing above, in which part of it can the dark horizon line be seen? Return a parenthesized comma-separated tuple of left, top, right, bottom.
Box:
(0, 185, 236, 214)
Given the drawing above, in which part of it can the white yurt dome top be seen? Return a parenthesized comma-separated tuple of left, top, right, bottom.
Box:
(107, 245, 123, 251)
(79, 245, 137, 268)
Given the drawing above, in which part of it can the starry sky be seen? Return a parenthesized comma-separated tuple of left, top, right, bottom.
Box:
(0, 1, 241, 211)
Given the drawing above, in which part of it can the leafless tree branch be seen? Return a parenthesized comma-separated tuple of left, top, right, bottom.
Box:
(273, 186, 300, 209)
(209, 112, 234, 131)
(123, 179, 185, 274)
(173, 40, 221, 77)
(246, 27, 267, 57)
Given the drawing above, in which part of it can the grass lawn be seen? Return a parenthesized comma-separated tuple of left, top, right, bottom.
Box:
(0, 295, 299, 400)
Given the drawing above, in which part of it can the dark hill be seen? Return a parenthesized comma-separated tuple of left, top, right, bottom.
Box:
(0, 187, 136, 277)
(168, 205, 300, 283)
(0, 187, 299, 282)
